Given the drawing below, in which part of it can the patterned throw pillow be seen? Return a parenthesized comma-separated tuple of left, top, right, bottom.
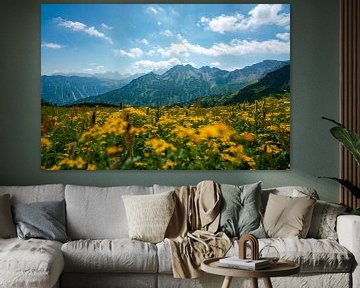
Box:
(263, 193, 316, 238)
(0, 194, 16, 238)
(307, 200, 347, 240)
(122, 191, 175, 243)
(218, 182, 266, 239)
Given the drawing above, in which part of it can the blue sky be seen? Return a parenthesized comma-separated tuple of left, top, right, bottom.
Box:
(41, 4, 290, 76)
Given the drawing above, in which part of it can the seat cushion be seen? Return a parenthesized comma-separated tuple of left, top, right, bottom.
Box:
(0, 238, 64, 288)
(61, 239, 158, 273)
(65, 185, 153, 239)
(229, 238, 354, 273)
(157, 238, 354, 274)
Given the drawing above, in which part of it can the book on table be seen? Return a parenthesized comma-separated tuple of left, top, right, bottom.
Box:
(218, 257, 271, 270)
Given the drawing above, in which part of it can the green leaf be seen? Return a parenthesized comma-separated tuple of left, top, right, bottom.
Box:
(322, 117, 360, 165)
(330, 127, 360, 165)
(319, 176, 360, 199)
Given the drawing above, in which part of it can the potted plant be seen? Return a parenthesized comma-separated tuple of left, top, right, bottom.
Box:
(320, 117, 360, 215)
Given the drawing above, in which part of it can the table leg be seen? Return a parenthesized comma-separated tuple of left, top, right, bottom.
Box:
(221, 276, 233, 288)
(251, 278, 258, 288)
(263, 277, 273, 288)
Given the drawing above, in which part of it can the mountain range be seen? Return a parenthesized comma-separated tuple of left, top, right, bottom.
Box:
(41, 60, 290, 107)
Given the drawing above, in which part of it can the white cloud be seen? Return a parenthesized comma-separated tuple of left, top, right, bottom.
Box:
(41, 42, 63, 49)
(160, 29, 174, 37)
(146, 6, 164, 15)
(155, 37, 289, 57)
(114, 47, 144, 58)
(101, 23, 112, 30)
(83, 65, 106, 74)
(200, 4, 290, 33)
(276, 32, 290, 41)
(56, 17, 113, 44)
(211, 62, 220, 67)
(133, 57, 181, 72)
(140, 38, 149, 45)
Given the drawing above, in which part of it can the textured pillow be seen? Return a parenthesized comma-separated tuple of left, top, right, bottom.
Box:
(307, 200, 347, 240)
(12, 200, 70, 243)
(218, 182, 266, 238)
(263, 193, 316, 238)
(0, 194, 16, 238)
(122, 191, 175, 243)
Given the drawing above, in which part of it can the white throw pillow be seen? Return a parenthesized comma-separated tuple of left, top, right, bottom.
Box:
(122, 191, 175, 243)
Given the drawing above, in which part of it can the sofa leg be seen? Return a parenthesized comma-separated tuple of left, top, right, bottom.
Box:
(263, 277, 273, 288)
(251, 278, 258, 288)
(221, 276, 232, 288)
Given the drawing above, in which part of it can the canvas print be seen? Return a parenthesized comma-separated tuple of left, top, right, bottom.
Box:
(41, 4, 290, 170)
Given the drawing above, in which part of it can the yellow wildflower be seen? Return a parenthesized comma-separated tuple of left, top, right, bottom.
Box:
(240, 132, 256, 142)
(196, 122, 235, 142)
(87, 164, 97, 170)
(220, 153, 239, 163)
(41, 137, 51, 149)
(59, 157, 87, 169)
(106, 146, 122, 156)
(145, 138, 177, 155)
(162, 161, 177, 170)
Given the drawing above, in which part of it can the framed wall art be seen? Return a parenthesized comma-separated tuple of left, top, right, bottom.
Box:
(41, 3, 290, 170)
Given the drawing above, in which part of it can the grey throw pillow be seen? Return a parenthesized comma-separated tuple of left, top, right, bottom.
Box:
(218, 182, 266, 238)
(307, 200, 347, 240)
(12, 200, 70, 243)
(0, 194, 17, 238)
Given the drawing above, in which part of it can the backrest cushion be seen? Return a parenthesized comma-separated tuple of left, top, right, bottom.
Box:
(65, 185, 153, 239)
(0, 194, 17, 238)
(153, 184, 177, 194)
(0, 185, 65, 204)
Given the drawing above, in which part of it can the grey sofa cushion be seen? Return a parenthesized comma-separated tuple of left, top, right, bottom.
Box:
(0, 194, 16, 238)
(0, 238, 64, 288)
(65, 185, 153, 239)
(12, 200, 70, 243)
(62, 239, 158, 273)
(0, 184, 65, 204)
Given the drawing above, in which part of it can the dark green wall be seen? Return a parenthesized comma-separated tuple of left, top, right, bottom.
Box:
(0, 0, 340, 202)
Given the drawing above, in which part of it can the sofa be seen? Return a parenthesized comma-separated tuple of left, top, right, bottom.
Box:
(0, 183, 359, 288)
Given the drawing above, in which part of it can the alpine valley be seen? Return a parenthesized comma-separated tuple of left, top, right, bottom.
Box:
(41, 60, 290, 107)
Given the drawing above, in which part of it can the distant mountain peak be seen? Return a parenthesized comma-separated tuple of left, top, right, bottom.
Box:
(42, 59, 290, 107)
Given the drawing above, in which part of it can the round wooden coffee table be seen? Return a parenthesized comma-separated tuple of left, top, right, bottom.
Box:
(201, 257, 300, 288)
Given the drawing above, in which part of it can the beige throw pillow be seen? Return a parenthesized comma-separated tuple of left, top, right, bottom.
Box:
(0, 194, 17, 238)
(122, 191, 175, 243)
(263, 193, 316, 238)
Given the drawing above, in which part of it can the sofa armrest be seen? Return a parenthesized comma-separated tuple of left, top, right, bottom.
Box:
(337, 215, 360, 288)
